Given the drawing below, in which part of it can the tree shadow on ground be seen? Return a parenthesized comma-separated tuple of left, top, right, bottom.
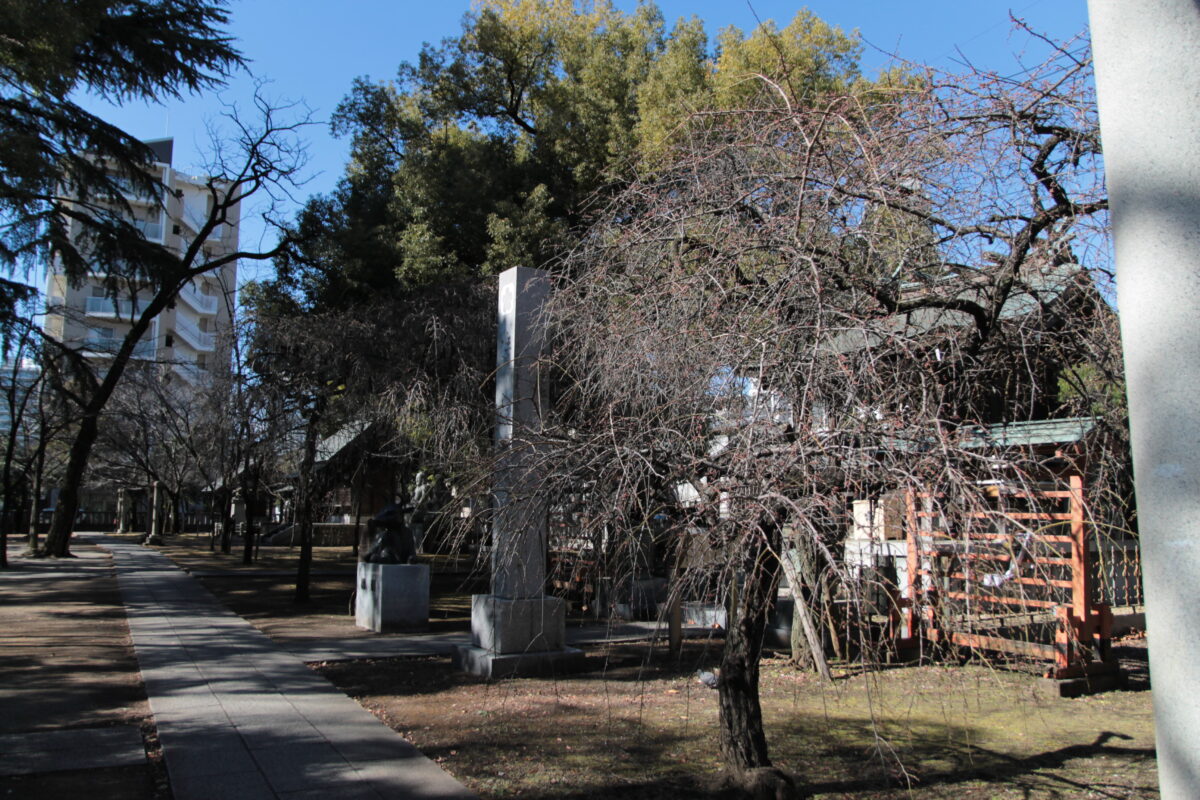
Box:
(801, 730, 1155, 799)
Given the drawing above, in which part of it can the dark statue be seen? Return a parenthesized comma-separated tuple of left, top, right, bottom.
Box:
(362, 503, 418, 564)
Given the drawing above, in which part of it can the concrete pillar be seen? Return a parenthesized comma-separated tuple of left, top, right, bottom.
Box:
(1089, 3, 1200, 795)
(145, 481, 164, 545)
(115, 488, 128, 534)
(456, 266, 583, 677)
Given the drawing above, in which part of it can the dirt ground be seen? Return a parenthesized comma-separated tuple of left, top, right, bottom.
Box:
(153, 534, 484, 640)
(0, 533, 1156, 799)
(153, 537, 1159, 800)
(308, 645, 1156, 800)
(0, 538, 169, 800)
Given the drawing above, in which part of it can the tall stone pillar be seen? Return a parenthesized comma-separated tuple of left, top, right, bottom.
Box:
(455, 266, 583, 677)
(145, 481, 164, 545)
(115, 488, 129, 534)
(1089, 2, 1200, 795)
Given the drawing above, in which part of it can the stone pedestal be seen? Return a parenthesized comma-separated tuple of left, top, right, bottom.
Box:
(355, 562, 430, 633)
(454, 594, 583, 678)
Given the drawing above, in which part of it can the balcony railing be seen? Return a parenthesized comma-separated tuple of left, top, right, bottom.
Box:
(85, 296, 141, 320)
(177, 283, 219, 315)
(83, 330, 157, 361)
(172, 359, 206, 384)
(172, 314, 215, 352)
(134, 216, 163, 242)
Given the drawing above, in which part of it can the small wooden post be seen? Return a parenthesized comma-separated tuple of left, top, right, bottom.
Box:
(1068, 475, 1091, 638)
(668, 586, 682, 658)
(904, 490, 919, 640)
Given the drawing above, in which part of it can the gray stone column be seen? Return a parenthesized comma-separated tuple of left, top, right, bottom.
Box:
(145, 481, 164, 545)
(456, 266, 583, 677)
(1089, 2, 1200, 796)
(115, 488, 129, 534)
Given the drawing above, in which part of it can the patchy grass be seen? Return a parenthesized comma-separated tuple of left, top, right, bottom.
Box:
(313, 644, 1156, 799)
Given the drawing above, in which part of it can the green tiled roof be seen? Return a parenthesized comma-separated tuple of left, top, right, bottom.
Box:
(959, 416, 1097, 449)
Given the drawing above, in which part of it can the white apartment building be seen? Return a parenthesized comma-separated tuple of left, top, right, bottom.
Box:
(43, 138, 238, 386)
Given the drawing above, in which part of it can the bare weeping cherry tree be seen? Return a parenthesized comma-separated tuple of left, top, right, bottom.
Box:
(518, 33, 1122, 794)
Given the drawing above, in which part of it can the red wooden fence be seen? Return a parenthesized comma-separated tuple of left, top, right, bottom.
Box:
(899, 475, 1116, 679)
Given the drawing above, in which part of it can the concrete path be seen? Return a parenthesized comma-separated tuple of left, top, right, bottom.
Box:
(90, 535, 476, 800)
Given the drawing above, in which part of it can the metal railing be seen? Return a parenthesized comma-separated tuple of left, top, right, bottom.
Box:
(85, 296, 140, 320)
(133, 216, 163, 242)
(177, 282, 219, 315)
(172, 314, 215, 351)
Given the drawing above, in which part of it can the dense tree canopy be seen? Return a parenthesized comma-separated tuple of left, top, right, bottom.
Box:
(272, 0, 880, 310)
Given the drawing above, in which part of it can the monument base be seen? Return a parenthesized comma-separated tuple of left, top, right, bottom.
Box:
(355, 562, 430, 632)
(457, 593, 585, 677)
(454, 644, 586, 679)
(470, 594, 567, 652)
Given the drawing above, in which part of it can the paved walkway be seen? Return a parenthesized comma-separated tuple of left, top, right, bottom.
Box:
(90, 535, 476, 800)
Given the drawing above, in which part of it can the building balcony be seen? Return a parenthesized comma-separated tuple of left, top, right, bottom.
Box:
(177, 282, 219, 315)
(172, 359, 207, 384)
(112, 174, 162, 205)
(172, 314, 215, 352)
(134, 216, 163, 242)
(83, 323, 157, 361)
(85, 296, 142, 321)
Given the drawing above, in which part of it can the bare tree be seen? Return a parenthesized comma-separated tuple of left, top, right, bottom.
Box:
(518, 33, 1120, 794)
(0, 320, 44, 567)
(40, 93, 310, 557)
(90, 363, 210, 532)
(245, 275, 494, 598)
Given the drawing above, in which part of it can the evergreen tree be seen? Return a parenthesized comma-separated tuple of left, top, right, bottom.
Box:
(0, 0, 243, 322)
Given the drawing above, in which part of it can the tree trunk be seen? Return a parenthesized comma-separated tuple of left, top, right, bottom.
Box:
(45, 290, 173, 558)
(168, 487, 182, 534)
(294, 404, 322, 603)
(44, 412, 101, 557)
(27, 441, 44, 554)
(221, 480, 236, 553)
(349, 462, 364, 558)
(717, 535, 781, 774)
(779, 538, 833, 681)
(241, 467, 257, 565)
(215, 485, 232, 552)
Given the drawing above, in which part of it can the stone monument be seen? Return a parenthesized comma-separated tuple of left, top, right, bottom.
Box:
(455, 266, 584, 678)
(143, 481, 164, 545)
(356, 504, 430, 632)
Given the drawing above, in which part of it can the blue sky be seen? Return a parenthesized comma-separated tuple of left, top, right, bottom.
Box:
(77, 1, 1093, 284)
